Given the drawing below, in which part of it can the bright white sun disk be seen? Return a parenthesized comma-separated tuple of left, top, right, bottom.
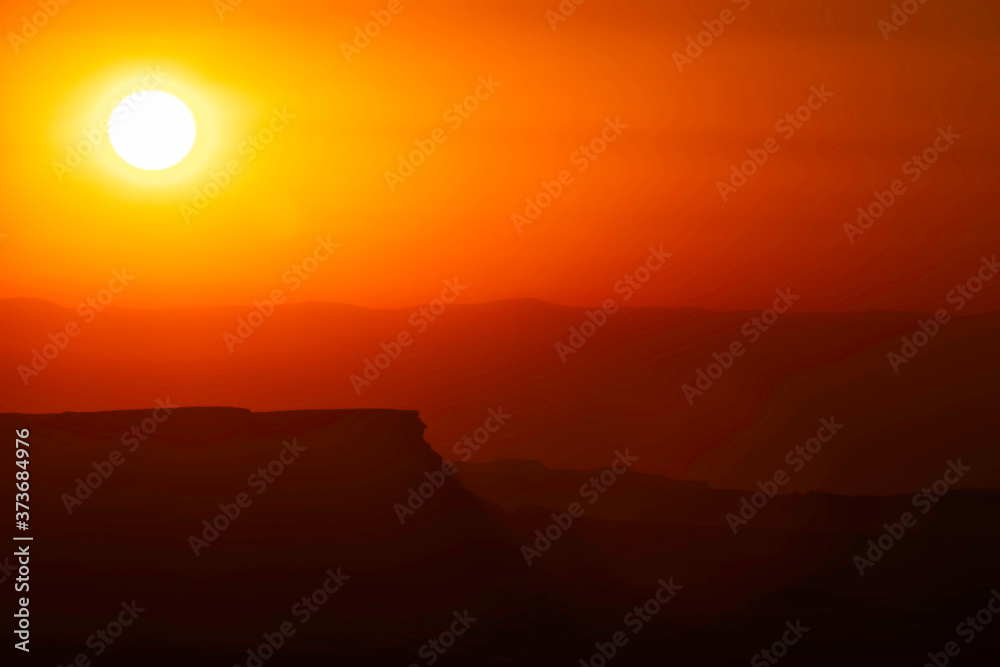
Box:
(108, 91, 196, 170)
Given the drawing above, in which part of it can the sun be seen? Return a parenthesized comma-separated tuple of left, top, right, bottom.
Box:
(108, 91, 196, 171)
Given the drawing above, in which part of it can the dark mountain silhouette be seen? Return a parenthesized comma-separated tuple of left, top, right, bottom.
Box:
(2, 298, 998, 495)
(3, 409, 998, 665)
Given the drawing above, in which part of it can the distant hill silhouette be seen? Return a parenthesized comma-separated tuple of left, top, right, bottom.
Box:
(1, 298, 998, 494)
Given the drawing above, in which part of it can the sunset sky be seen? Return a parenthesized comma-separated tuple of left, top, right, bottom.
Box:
(1, 0, 997, 313)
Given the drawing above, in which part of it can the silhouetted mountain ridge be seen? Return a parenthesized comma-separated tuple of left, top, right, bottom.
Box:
(2, 298, 997, 495)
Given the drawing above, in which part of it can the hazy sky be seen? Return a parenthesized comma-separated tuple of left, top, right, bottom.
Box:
(1, 0, 997, 312)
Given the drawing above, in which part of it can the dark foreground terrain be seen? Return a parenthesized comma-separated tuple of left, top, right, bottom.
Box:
(2, 408, 998, 665)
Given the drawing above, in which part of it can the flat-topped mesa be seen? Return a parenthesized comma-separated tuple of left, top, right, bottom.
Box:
(1, 408, 529, 656)
(1, 408, 456, 538)
(3, 298, 998, 496)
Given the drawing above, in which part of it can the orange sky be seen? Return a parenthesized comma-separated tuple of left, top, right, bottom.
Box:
(1, 0, 997, 313)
